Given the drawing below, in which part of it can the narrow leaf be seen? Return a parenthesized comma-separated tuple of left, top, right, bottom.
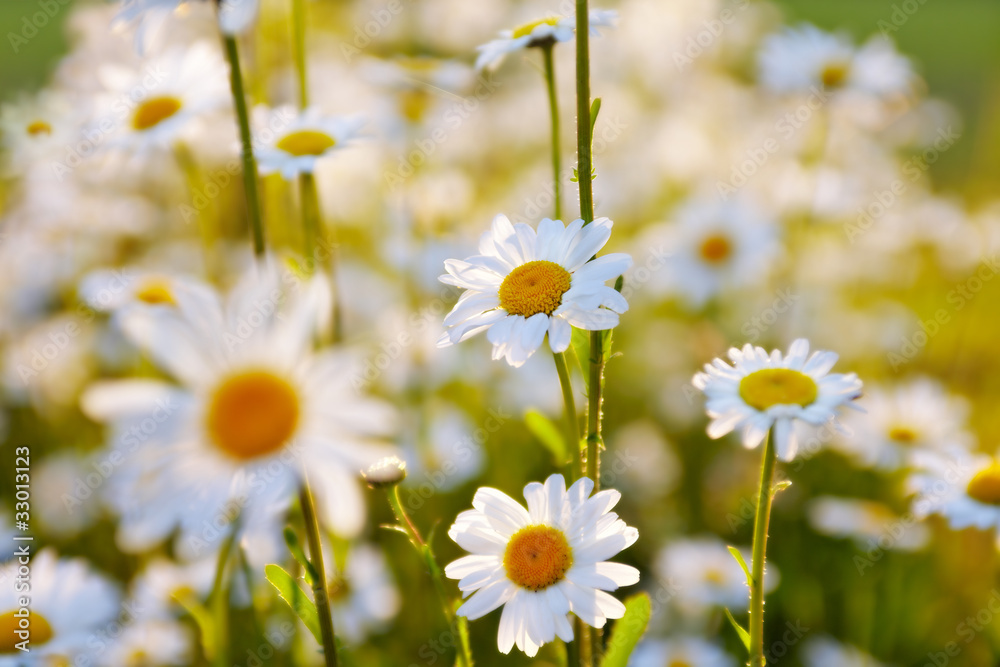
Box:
(173, 589, 217, 659)
(265, 564, 323, 644)
(590, 97, 602, 138)
(525, 408, 567, 463)
(600, 592, 651, 667)
(727, 545, 752, 587)
(723, 607, 751, 653)
(283, 526, 318, 586)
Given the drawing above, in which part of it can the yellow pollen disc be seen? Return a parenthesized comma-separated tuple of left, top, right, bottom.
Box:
(699, 234, 733, 264)
(0, 610, 53, 654)
(132, 96, 183, 131)
(668, 660, 693, 667)
(400, 90, 432, 123)
(206, 370, 300, 461)
(704, 568, 726, 585)
(888, 426, 919, 443)
(503, 525, 573, 591)
(512, 17, 561, 39)
(135, 279, 176, 306)
(821, 62, 850, 89)
(276, 130, 336, 157)
(498, 260, 572, 318)
(967, 463, 1000, 506)
(739, 368, 819, 411)
(26, 120, 52, 136)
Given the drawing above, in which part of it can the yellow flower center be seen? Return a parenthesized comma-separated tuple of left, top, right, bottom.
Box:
(739, 368, 819, 411)
(821, 62, 850, 89)
(888, 426, 919, 443)
(967, 463, 1000, 506)
(132, 96, 183, 131)
(0, 610, 54, 654)
(699, 234, 733, 264)
(512, 17, 561, 39)
(206, 370, 300, 461)
(704, 567, 726, 585)
(498, 260, 572, 318)
(669, 660, 693, 667)
(26, 120, 52, 136)
(276, 130, 337, 157)
(135, 279, 176, 306)
(503, 525, 573, 591)
(400, 90, 432, 123)
(328, 577, 352, 602)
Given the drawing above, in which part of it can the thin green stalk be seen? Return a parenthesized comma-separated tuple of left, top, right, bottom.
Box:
(586, 332, 605, 491)
(209, 525, 239, 667)
(298, 479, 340, 667)
(541, 42, 562, 220)
(300, 172, 320, 263)
(291, 0, 309, 108)
(384, 487, 475, 667)
(553, 350, 581, 479)
(748, 431, 777, 667)
(222, 34, 266, 258)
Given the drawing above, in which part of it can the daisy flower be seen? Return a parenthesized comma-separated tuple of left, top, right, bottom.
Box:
(115, 0, 260, 53)
(79, 268, 219, 322)
(833, 378, 974, 471)
(444, 474, 639, 657)
(0, 91, 81, 173)
(94, 42, 229, 157)
(641, 197, 779, 308)
(255, 106, 365, 180)
(758, 24, 914, 98)
(801, 636, 887, 667)
(0, 549, 120, 665)
(324, 544, 402, 644)
(475, 9, 617, 71)
(693, 339, 863, 461)
(630, 637, 737, 667)
(97, 619, 193, 667)
(437, 214, 631, 368)
(909, 450, 1000, 533)
(807, 496, 929, 552)
(80, 268, 397, 562)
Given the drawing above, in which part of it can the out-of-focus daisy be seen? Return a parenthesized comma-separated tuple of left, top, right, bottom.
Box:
(33, 454, 101, 538)
(807, 496, 929, 552)
(654, 537, 778, 614)
(475, 9, 617, 71)
(79, 268, 219, 320)
(97, 619, 193, 667)
(80, 268, 397, 562)
(909, 450, 1000, 533)
(0, 91, 81, 173)
(630, 637, 737, 667)
(834, 378, 973, 471)
(0, 549, 119, 665)
(642, 198, 779, 308)
(115, 0, 259, 53)
(363, 56, 474, 128)
(255, 106, 365, 180)
(94, 42, 228, 157)
(444, 474, 639, 656)
(325, 544, 401, 644)
(438, 214, 631, 368)
(693, 339, 863, 461)
(758, 24, 914, 98)
(801, 636, 886, 667)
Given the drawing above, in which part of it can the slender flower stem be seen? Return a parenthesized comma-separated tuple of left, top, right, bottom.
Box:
(298, 479, 340, 667)
(222, 34, 266, 259)
(300, 172, 321, 264)
(541, 42, 562, 221)
(291, 0, 309, 108)
(553, 350, 581, 479)
(384, 487, 475, 667)
(209, 526, 238, 667)
(586, 333, 605, 491)
(748, 431, 777, 667)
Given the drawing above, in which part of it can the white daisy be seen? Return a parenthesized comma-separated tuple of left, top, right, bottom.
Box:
(444, 473, 639, 657)
(630, 637, 737, 667)
(79, 268, 220, 323)
(255, 106, 365, 180)
(641, 197, 779, 308)
(758, 24, 914, 98)
(325, 544, 402, 644)
(93, 42, 229, 157)
(115, 0, 259, 53)
(833, 378, 974, 471)
(0, 549, 120, 665)
(692, 339, 863, 461)
(437, 214, 631, 368)
(807, 496, 929, 552)
(801, 636, 887, 667)
(909, 450, 1000, 533)
(475, 9, 617, 71)
(97, 619, 193, 667)
(0, 91, 81, 174)
(80, 267, 398, 562)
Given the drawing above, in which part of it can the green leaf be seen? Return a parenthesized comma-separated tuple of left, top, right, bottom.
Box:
(283, 526, 318, 586)
(727, 545, 752, 587)
(173, 589, 217, 660)
(525, 408, 567, 463)
(772, 479, 793, 495)
(600, 592, 651, 667)
(723, 607, 751, 653)
(265, 564, 323, 645)
(589, 97, 602, 138)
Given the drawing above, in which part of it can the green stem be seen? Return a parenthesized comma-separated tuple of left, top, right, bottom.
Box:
(298, 480, 340, 667)
(541, 42, 562, 220)
(222, 34, 266, 258)
(553, 350, 581, 479)
(209, 524, 239, 667)
(291, 0, 309, 108)
(748, 431, 777, 667)
(574, 0, 594, 226)
(300, 172, 320, 263)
